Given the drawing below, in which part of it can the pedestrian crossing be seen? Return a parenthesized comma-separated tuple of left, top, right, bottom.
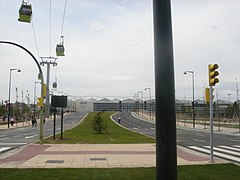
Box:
(0, 143, 27, 153)
(188, 145, 240, 163)
(0, 147, 11, 153)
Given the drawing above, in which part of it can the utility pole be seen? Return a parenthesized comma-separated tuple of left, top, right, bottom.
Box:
(153, 1, 177, 179)
(40, 57, 57, 118)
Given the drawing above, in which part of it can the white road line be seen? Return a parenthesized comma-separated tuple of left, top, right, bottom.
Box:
(194, 139, 205, 143)
(188, 146, 240, 163)
(219, 146, 240, 152)
(0, 147, 11, 152)
(25, 134, 38, 139)
(0, 143, 27, 145)
(0, 137, 9, 140)
(229, 139, 240, 142)
(13, 135, 22, 138)
(204, 146, 240, 156)
(150, 128, 155, 130)
(234, 145, 240, 148)
(196, 134, 206, 137)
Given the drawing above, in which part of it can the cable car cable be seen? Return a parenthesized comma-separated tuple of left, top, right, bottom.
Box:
(60, 0, 68, 39)
(49, 0, 52, 57)
(31, 20, 40, 58)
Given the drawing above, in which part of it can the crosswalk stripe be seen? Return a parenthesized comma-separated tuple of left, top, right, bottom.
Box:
(234, 145, 240, 148)
(188, 146, 240, 163)
(0, 143, 27, 145)
(219, 146, 240, 152)
(204, 146, 240, 156)
(0, 147, 11, 153)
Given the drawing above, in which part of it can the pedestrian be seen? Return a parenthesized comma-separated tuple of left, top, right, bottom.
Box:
(10, 118, 14, 126)
(118, 117, 121, 124)
(34, 119, 37, 127)
(31, 116, 35, 127)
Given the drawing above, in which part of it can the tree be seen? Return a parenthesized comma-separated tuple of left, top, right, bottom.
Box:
(92, 112, 107, 134)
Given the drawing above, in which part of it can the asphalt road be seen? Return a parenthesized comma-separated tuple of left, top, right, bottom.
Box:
(112, 111, 240, 163)
(0, 111, 87, 153)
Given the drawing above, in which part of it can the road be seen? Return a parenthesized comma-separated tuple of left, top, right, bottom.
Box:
(0, 111, 87, 154)
(112, 112, 240, 164)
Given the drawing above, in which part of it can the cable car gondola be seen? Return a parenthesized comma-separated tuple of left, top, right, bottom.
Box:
(18, 1, 32, 23)
(56, 36, 65, 56)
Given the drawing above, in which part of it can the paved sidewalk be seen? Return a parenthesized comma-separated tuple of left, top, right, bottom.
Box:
(0, 143, 225, 168)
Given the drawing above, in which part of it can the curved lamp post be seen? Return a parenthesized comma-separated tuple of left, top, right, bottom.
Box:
(0, 41, 45, 144)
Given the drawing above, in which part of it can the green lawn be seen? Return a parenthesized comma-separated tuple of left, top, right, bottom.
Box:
(0, 164, 239, 180)
(43, 112, 155, 144)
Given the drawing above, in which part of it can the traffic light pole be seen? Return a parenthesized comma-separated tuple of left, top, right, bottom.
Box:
(209, 85, 214, 163)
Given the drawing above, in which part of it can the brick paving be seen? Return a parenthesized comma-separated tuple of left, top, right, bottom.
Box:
(0, 143, 223, 168)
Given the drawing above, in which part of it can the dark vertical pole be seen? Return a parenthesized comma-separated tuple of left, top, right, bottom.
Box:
(153, 0, 177, 179)
(53, 108, 56, 139)
(61, 108, 63, 140)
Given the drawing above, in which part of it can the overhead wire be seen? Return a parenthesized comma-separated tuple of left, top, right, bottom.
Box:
(49, 0, 52, 57)
(31, 20, 40, 59)
(59, 0, 68, 42)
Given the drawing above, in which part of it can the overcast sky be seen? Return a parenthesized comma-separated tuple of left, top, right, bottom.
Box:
(1, 0, 240, 103)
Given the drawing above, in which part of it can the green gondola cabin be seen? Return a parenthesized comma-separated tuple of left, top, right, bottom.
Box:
(18, 2, 32, 23)
(56, 44, 65, 56)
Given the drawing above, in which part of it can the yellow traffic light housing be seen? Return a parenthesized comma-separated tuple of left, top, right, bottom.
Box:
(205, 87, 215, 104)
(205, 88, 210, 103)
(208, 64, 219, 86)
(37, 97, 43, 107)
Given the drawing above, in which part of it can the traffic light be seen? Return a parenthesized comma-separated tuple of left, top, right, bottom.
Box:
(37, 97, 43, 107)
(208, 64, 219, 86)
(205, 88, 210, 103)
(205, 87, 214, 104)
(144, 101, 147, 110)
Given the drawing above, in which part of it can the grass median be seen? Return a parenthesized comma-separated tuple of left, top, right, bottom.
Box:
(43, 111, 155, 144)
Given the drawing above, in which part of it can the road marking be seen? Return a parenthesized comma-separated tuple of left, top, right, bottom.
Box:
(13, 135, 22, 138)
(204, 146, 240, 156)
(188, 146, 240, 163)
(150, 128, 155, 130)
(0, 143, 27, 145)
(0, 137, 9, 140)
(194, 139, 205, 143)
(234, 145, 240, 148)
(25, 134, 38, 139)
(0, 147, 11, 153)
(229, 139, 240, 142)
(196, 134, 205, 137)
(219, 146, 240, 152)
(133, 127, 138, 130)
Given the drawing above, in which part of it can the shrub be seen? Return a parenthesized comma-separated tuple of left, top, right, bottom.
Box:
(92, 112, 107, 134)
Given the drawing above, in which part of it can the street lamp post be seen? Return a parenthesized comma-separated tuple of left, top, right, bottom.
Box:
(33, 81, 40, 120)
(8, 68, 21, 128)
(227, 93, 231, 104)
(138, 91, 143, 116)
(145, 88, 151, 119)
(184, 70, 195, 128)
